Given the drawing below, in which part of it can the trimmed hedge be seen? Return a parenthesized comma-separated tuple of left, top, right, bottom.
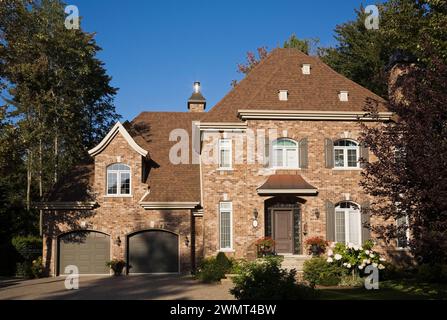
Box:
(11, 236, 43, 278)
(303, 257, 347, 287)
(196, 253, 234, 283)
(230, 256, 318, 300)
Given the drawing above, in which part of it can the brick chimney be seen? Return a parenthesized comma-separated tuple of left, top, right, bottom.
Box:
(387, 50, 418, 106)
(188, 82, 206, 112)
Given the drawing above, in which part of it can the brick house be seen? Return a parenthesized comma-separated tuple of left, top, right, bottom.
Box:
(39, 48, 403, 276)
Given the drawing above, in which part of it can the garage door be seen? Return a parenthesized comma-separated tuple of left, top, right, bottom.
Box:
(58, 231, 110, 275)
(128, 230, 179, 274)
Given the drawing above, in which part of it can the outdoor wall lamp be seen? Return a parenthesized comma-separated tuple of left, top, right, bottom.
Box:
(252, 209, 259, 228)
(313, 208, 320, 219)
(115, 236, 121, 246)
(185, 236, 190, 247)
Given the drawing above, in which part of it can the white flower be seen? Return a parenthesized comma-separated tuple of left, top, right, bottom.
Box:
(365, 250, 370, 255)
(327, 249, 333, 256)
(330, 242, 336, 248)
(363, 259, 368, 264)
(379, 257, 386, 262)
(372, 263, 378, 268)
(353, 245, 360, 251)
(327, 257, 333, 263)
(359, 247, 363, 251)
(335, 254, 342, 260)
(346, 263, 351, 268)
(343, 262, 347, 266)
(358, 265, 364, 270)
(378, 264, 385, 270)
(370, 253, 375, 258)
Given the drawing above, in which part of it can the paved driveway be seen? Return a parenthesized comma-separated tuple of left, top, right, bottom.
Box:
(0, 275, 235, 300)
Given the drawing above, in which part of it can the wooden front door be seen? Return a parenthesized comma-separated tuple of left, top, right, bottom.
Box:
(273, 210, 293, 254)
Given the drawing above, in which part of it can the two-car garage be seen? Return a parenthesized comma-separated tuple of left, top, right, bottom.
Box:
(57, 230, 179, 275)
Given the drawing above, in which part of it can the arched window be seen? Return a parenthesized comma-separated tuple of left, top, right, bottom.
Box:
(272, 138, 299, 169)
(335, 201, 361, 246)
(334, 139, 359, 168)
(107, 164, 131, 196)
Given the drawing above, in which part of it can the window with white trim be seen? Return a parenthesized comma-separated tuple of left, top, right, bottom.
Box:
(335, 202, 362, 246)
(219, 202, 233, 250)
(396, 215, 410, 249)
(272, 138, 299, 169)
(218, 139, 232, 169)
(107, 163, 131, 196)
(334, 140, 359, 168)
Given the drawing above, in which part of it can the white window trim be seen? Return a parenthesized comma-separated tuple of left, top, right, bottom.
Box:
(334, 140, 360, 169)
(219, 202, 233, 251)
(396, 215, 410, 250)
(271, 139, 300, 170)
(218, 139, 232, 170)
(335, 204, 362, 245)
(106, 164, 132, 197)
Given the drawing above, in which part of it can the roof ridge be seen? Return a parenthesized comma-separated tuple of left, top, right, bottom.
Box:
(205, 48, 281, 117)
(315, 57, 386, 101)
(242, 50, 290, 110)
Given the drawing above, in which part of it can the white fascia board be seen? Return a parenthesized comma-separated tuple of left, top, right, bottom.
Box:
(140, 202, 200, 209)
(198, 122, 247, 131)
(88, 122, 148, 157)
(238, 110, 393, 121)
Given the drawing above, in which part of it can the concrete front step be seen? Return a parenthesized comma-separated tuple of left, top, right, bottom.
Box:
(281, 255, 311, 272)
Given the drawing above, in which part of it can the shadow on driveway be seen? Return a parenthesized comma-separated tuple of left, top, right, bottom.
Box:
(0, 275, 234, 300)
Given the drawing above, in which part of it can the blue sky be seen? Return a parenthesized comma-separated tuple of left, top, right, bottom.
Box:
(73, 0, 375, 120)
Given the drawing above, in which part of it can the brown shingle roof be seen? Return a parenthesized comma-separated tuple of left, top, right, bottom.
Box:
(257, 174, 317, 193)
(203, 48, 387, 123)
(131, 112, 205, 203)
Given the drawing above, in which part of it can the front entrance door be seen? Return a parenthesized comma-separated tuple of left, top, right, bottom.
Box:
(273, 210, 293, 254)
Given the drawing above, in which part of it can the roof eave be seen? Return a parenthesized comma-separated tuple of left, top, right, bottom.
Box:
(88, 122, 149, 157)
(238, 110, 393, 121)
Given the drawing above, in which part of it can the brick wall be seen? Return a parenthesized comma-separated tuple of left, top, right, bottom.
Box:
(201, 119, 397, 259)
(42, 132, 202, 276)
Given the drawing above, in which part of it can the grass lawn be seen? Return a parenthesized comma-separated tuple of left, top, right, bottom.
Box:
(318, 279, 447, 300)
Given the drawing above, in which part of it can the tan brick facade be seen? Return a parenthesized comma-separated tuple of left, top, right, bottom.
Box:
(42, 48, 406, 276)
(42, 132, 203, 276)
(201, 119, 394, 259)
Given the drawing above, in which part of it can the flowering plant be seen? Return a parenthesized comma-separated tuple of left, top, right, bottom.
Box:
(305, 236, 328, 256)
(326, 240, 386, 280)
(255, 237, 276, 257)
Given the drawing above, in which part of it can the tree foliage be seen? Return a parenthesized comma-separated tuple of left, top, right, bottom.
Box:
(320, 0, 447, 97)
(0, 0, 119, 203)
(0, 0, 119, 265)
(360, 53, 447, 265)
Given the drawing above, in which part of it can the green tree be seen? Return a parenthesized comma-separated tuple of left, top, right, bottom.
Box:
(283, 34, 319, 55)
(320, 0, 447, 97)
(0, 0, 119, 271)
(0, 0, 119, 210)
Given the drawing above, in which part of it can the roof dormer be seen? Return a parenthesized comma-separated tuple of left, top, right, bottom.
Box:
(338, 91, 349, 102)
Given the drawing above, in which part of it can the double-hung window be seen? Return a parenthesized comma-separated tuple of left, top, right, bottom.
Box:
(335, 202, 362, 246)
(107, 163, 131, 196)
(219, 202, 233, 251)
(272, 138, 299, 169)
(334, 140, 359, 168)
(218, 139, 232, 169)
(396, 215, 410, 249)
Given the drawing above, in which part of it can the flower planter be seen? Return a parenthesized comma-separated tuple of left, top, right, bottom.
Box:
(311, 244, 320, 256)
